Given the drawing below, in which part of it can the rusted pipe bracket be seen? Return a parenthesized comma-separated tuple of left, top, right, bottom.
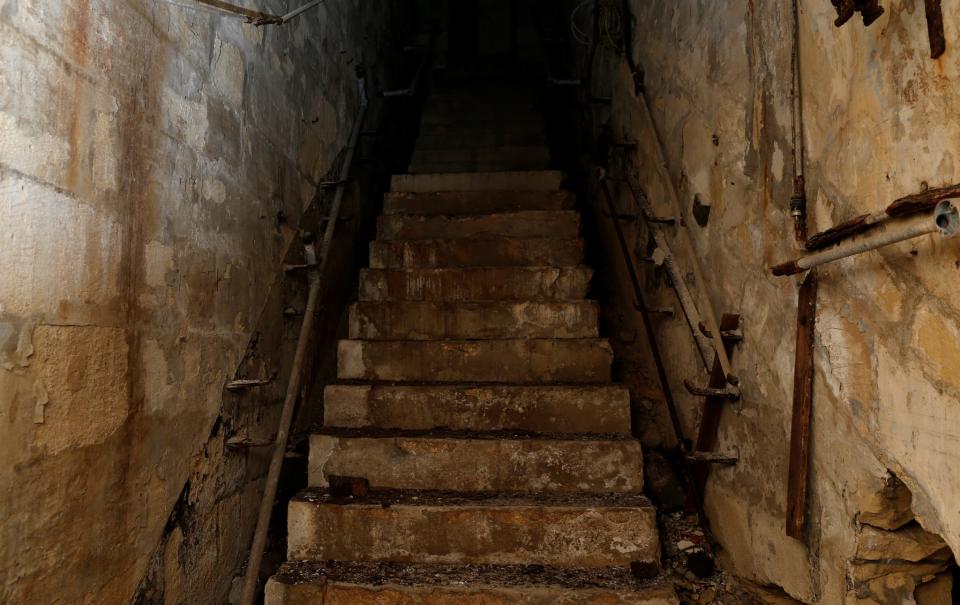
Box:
(698, 322, 743, 344)
(283, 263, 319, 273)
(226, 378, 272, 391)
(226, 436, 274, 450)
(683, 380, 741, 401)
(649, 307, 676, 318)
(687, 450, 739, 465)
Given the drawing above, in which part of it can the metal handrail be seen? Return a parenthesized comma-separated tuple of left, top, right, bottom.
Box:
(597, 169, 707, 521)
(239, 77, 368, 605)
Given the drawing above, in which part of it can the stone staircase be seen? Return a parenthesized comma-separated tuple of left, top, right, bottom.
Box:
(265, 83, 676, 604)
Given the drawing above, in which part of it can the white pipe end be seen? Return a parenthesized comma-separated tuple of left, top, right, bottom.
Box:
(935, 200, 960, 236)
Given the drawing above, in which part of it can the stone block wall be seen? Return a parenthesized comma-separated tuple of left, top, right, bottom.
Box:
(572, 0, 960, 602)
(0, 1, 406, 602)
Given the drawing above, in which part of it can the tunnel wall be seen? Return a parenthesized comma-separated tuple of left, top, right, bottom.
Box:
(575, 0, 960, 601)
(0, 1, 404, 602)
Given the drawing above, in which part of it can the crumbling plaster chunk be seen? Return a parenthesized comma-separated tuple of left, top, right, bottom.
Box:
(876, 344, 959, 555)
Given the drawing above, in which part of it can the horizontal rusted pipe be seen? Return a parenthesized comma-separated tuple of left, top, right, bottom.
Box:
(771, 200, 960, 276)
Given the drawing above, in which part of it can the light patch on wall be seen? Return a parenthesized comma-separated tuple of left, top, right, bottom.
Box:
(911, 302, 960, 392)
(771, 142, 784, 184)
(212, 38, 245, 109)
(92, 111, 119, 192)
(202, 176, 227, 204)
(161, 86, 209, 151)
(0, 111, 70, 183)
(0, 175, 124, 317)
(876, 344, 959, 553)
(32, 325, 129, 454)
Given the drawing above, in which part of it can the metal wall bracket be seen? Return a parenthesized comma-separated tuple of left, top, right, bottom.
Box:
(226, 378, 272, 391)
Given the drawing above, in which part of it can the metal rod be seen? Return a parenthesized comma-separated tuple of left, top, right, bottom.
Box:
(632, 95, 737, 385)
(239, 79, 369, 605)
(786, 271, 818, 540)
(621, 174, 713, 371)
(597, 171, 713, 522)
(282, 0, 323, 22)
(771, 200, 960, 276)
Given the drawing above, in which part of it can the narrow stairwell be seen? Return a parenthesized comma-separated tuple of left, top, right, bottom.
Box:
(265, 81, 677, 604)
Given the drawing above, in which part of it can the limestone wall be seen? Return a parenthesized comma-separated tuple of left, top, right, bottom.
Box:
(576, 0, 960, 601)
(0, 1, 404, 602)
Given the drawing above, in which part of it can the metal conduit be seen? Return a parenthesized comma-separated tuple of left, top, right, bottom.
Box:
(771, 200, 960, 276)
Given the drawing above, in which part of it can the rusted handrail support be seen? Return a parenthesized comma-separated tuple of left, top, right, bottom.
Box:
(618, 171, 724, 376)
(598, 170, 711, 520)
(239, 79, 369, 605)
(631, 93, 737, 385)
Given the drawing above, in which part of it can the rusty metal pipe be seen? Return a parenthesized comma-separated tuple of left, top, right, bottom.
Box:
(597, 171, 687, 448)
(772, 200, 959, 276)
(239, 80, 368, 605)
(598, 171, 711, 520)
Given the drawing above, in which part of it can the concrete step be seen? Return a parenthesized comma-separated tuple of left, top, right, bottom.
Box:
(337, 339, 613, 383)
(383, 190, 575, 215)
(376, 212, 580, 240)
(267, 562, 679, 605)
(411, 145, 550, 167)
(287, 490, 661, 569)
(415, 131, 546, 150)
(409, 160, 549, 174)
(309, 434, 643, 494)
(391, 171, 562, 193)
(370, 238, 584, 269)
(323, 384, 632, 434)
(358, 267, 592, 302)
(349, 301, 597, 339)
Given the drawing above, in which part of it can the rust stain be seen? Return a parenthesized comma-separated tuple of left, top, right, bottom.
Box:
(65, 0, 91, 193)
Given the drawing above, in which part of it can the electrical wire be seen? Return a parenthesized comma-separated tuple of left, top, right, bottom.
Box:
(571, 0, 623, 51)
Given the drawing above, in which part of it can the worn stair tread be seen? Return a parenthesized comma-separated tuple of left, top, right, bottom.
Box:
(377, 211, 580, 240)
(337, 338, 613, 383)
(323, 384, 632, 434)
(383, 190, 575, 215)
(267, 562, 678, 605)
(349, 300, 598, 339)
(391, 170, 562, 193)
(359, 266, 593, 302)
(370, 238, 584, 269)
(288, 489, 660, 569)
(308, 433, 643, 493)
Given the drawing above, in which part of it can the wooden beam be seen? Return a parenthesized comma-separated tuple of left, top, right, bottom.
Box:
(786, 271, 818, 540)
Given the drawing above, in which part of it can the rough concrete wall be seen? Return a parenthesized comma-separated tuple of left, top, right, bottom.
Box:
(578, 0, 960, 602)
(0, 1, 403, 603)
